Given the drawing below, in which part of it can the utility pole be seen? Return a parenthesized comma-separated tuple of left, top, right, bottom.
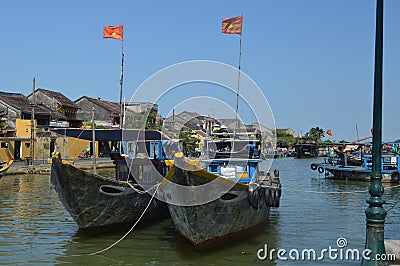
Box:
(30, 78, 35, 166)
(92, 106, 97, 175)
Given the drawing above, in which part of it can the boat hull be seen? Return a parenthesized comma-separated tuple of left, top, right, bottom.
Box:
(322, 165, 398, 183)
(50, 158, 169, 234)
(162, 158, 275, 250)
(0, 158, 14, 179)
(167, 189, 269, 250)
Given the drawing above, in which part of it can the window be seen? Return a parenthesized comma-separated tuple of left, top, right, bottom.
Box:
(0, 142, 8, 148)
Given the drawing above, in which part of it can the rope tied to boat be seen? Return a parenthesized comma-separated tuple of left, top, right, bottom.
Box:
(61, 182, 160, 258)
(125, 181, 157, 194)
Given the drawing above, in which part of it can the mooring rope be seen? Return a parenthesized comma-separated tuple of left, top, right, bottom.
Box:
(62, 183, 160, 258)
(125, 181, 157, 194)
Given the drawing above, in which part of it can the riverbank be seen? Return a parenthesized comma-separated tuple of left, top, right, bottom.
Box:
(6, 158, 114, 175)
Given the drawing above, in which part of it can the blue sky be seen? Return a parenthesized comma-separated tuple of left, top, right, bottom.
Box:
(1, 0, 399, 141)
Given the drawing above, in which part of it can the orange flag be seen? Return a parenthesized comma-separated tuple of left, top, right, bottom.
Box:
(103, 25, 123, 40)
(222, 16, 242, 35)
(327, 129, 333, 136)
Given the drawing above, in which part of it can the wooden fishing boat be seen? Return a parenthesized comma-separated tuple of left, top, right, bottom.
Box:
(294, 143, 319, 158)
(50, 130, 173, 234)
(51, 155, 169, 234)
(161, 139, 281, 250)
(0, 157, 14, 179)
(311, 154, 400, 183)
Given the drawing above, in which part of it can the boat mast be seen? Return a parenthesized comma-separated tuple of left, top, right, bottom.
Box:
(119, 41, 124, 129)
(92, 106, 97, 175)
(233, 31, 243, 140)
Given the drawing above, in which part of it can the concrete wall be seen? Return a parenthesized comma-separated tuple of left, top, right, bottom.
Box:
(0, 140, 14, 161)
(53, 133, 97, 159)
(76, 98, 112, 123)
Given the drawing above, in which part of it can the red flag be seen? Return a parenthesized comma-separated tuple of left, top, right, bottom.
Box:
(222, 16, 242, 34)
(103, 25, 123, 40)
(327, 129, 332, 136)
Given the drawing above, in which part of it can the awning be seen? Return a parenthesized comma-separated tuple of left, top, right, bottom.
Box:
(50, 129, 170, 141)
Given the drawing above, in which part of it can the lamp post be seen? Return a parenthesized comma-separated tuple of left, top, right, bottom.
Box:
(362, 0, 387, 265)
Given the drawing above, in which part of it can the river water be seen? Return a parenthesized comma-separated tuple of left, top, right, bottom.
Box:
(0, 158, 399, 265)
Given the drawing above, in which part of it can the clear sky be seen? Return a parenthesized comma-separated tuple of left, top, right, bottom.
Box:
(1, 0, 399, 141)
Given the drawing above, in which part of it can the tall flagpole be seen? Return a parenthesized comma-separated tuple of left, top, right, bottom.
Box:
(233, 34, 242, 140)
(119, 40, 124, 129)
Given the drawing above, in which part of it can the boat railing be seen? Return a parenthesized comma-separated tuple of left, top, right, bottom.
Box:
(362, 155, 399, 173)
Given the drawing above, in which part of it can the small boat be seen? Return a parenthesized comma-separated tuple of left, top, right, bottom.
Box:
(161, 139, 281, 250)
(0, 157, 14, 179)
(311, 153, 400, 183)
(294, 143, 319, 158)
(50, 130, 172, 234)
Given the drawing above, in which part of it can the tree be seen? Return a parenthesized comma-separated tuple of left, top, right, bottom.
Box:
(306, 127, 325, 143)
(179, 127, 200, 157)
(276, 129, 297, 148)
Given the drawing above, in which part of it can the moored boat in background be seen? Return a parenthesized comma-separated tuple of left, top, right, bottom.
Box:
(311, 155, 400, 183)
(0, 157, 14, 179)
(294, 143, 318, 158)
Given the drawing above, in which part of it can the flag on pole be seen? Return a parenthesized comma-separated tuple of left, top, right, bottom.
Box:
(103, 25, 123, 40)
(222, 16, 243, 35)
(327, 129, 333, 136)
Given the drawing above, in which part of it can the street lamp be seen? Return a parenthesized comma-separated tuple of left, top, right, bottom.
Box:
(362, 1, 387, 265)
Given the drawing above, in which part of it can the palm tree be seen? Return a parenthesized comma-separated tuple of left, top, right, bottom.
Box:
(307, 127, 325, 143)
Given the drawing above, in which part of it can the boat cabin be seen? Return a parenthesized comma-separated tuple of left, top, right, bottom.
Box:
(202, 139, 262, 183)
(203, 158, 259, 184)
(114, 139, 176, 182)
(205, 139, 261, 159)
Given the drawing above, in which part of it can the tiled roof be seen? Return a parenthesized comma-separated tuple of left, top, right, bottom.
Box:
(0, 92, 50, 115)
(76, 96, 120, 113)
(36, 88, 78, 108)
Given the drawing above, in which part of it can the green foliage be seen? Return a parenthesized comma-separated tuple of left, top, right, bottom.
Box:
(179, 127, 200, 156)
(124, 112, 159, 130)
(276, 129, 297, 148)
(305, 127, 325, 143)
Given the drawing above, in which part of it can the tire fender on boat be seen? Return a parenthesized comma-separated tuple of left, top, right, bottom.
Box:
(273, 188, 280, 208)
(318, 167, 324, 174)
(264, 187, 271, 206)
(247, 187, 259, 210)
(258, 187, 265, 208)
(311, 163, 317, 170)
(277, 183, 282, 199)
(274, 169, 280, 178)
(391, 171, 400, 183)
(270, 188, 278, 207)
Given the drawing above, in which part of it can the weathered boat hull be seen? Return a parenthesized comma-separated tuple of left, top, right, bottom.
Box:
(162, 156, 277, 250)
(50, 158, 169, 234)
(167, 189, 269, 250)
(324, 166, 397, 183)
